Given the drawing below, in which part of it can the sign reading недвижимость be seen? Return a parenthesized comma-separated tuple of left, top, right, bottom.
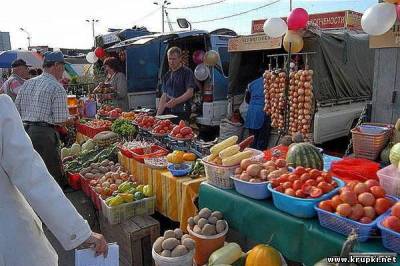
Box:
(251, 10, 363, 34)
(228, 34, 282, 52)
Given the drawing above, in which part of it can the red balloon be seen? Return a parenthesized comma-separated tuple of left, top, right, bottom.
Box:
(94, 47, 105, 58)
(396, 4, 400, 20)
(287, 8, 309, 30)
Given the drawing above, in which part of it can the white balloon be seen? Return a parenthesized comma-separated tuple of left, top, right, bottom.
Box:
(361, 3, 397, 36)
(263, 18, 288, 38)
(86, 52, 98, 64)
(194, 64, 210, 81)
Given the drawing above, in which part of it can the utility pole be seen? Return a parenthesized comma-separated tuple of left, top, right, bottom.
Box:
(86, 19, 100, 47)
(19, 27, 31, 49)
(290, 0, 293, 11)
(154, 0, 171, 33)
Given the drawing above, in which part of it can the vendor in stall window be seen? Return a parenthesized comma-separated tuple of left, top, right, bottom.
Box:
(244, 74, 271, 151)
(156, 47, 196, 123)
(95, 57, 129, 111)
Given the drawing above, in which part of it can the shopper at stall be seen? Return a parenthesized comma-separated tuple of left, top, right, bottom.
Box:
(0, 59, 30, 101)
(0, 94, 108, 266)
(15, 51, 72, 188)
(156, 47, 196, 123)
(245, 76, 271, 150)
(95, 57, 129, 111)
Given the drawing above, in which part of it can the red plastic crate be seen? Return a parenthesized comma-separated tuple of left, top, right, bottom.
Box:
(80, 174, 91, 197)
(76, 123, 110, 138)
(129, 145, 169, 163)
(67, 172, 81, 190)
(117, 145, 135, 159)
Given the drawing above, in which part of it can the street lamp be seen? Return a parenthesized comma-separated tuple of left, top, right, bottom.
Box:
(86, 19, 100, 47)
(153, 0, 171, 33)
(19, 27, 31, 49)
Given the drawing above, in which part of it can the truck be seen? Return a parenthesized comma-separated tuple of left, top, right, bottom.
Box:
(106, 29, 235, 128)
(227, 29, 374, 144)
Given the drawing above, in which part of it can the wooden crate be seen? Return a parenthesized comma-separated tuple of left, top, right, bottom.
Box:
(100, 214, 160, 266)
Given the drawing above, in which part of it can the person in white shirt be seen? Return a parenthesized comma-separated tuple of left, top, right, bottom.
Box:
(0, 94, 108, 266)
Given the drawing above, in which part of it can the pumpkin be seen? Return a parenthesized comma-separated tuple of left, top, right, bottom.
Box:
(389, 143, 400, 167)
(380, 143, 393, 164)
(245, 244, 281, 266)
(286, 143, 323, 170)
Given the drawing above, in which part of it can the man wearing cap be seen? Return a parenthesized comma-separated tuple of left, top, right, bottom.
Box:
(0, 59, 30, 101)
(15, 51, 72, 188)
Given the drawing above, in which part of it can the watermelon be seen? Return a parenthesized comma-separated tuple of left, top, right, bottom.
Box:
(286, 143, 323, 170)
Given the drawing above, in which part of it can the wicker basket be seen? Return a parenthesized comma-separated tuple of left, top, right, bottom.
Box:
(351, 123, 393, 160)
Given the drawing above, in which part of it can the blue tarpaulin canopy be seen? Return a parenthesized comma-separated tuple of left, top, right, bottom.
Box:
(0, 50, 43, 68)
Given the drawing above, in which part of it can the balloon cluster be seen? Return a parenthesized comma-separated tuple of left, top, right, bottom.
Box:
(263, 8, 309, 53)
(86, 47, 106, 64)
(194, 50, 220, 81)
(362, 1, 400, 36)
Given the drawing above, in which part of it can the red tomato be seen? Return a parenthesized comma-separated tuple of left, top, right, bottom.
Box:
(331, 181, 338, 188)
(317, 182, 332, 194)
(271, 179, 280, 188)
(370, 186, 386, 198)
(319, 200, 334, 212)
(391, 202, 400, 218)
(275, 186, 284, 193)
(179, 120, 186, 128)
(316, 176, 325, 184)
(278, 175, 289, 183)
(358, 192, 376, 207)
(172, 126, 181, 135)
(305, 179, 316, 186)
(336, 203, 352, 217)
(284, 188, 296, 197)
(331, 195, 343, 209)
(354, 183, 369, 195)
(363, 206, 376, 220)
(295, 190, 306, 198)
(292, 180, 303, 190)
(180, 127, 192, 135)
(310, 187, 323, 198)
(305, 168, 312, 172)
(301, 184, 312, 195)
(160, 130, 166, 134)
(323, 173, 333, 183)
(383, 216, 400, 233)
(282, 181, 293, 190)
(310, 169, 321, 179)
(346, 181, 360, 191)
(364, 179, 380, 189)
(375, 198, 394, 215)
(294, 166, 306, 176)
(349, 204, 364, 221)
(288, 174, 298, 182)
(359, 217, 373, 224)
(176, 134, 183, 138)
(300, 173, 312, 183)
(340, 191, 358, 206)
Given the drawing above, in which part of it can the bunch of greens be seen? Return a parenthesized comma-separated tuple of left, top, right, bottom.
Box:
(111, 119, 136, 137)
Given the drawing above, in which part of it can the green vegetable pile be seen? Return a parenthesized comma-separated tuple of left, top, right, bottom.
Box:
(189, 159, 205, 179)
(111, 119, 136, 137)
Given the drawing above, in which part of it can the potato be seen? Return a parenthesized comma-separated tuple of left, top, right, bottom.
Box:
(85, 173, 94, 179)
(211, 211, 223, 220)
(199, 208, 212, 219)
(241, 158, 258, 170)
(260, 169, 269, 181)
(164, 230, 175, 239)
(208, 216, 218, 225)
(246, 164, 263, 177)
(240, 172, 250, 181)
(193, 215, 200, 224)
(98, 166, 108, 173)
(105, 172, 112, 178)
(197, 218, 208, 229)
(187, 217, 195, 227)
(234, 167, 243, 175)
(171, 245, 188, 257)
(193, 225, 202, 234)
(181, 234, 191, 242)
(202, 224, 217, 236)
(162, 238, 179, 250)
(182, 238, 195, 251)
(216, 220, 226, 234)
(161, 250, 171, 257)
(153, 237, 164, 253)
(101, 160, 109, 167)
(174, 228, 183, 239)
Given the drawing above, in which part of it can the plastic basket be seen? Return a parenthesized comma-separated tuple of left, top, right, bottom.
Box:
(351, 123, 392, 161)
(315, 196, 397, 242)
(152, 248, 194, 266)
(202, 149, 263, 190)
(129, 145, 169, 163)
(76, 123, 110, 139)
(377, 164, 400, 198)
(100, 196, 156, 225)
(230, 176, 271, 200)
(89, 187, 102, 210)
(377, 212, 400, 253)
(267, 177, 345, 218)
(167, 163, 192, 177)
(80, 174, 91, 197)
(67, 172, 81, 190)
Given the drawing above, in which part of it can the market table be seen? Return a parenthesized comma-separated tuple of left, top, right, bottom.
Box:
(118, 152, 205, 231)
(199, 182, 396, 266)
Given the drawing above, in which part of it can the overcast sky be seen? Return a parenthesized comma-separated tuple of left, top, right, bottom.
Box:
(0, 0, 376, 50)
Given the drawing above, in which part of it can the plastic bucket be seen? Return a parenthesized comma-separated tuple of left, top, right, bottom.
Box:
(187, 223, 228, 265)
(152, 248, 194, 266)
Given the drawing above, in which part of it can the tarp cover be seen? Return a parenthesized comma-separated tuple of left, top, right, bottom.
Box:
(229, 31, 374, 103)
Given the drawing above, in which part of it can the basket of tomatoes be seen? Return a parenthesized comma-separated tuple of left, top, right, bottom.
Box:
(377, 201, 400, 253)
(267, 166, 344, 218)
(315, 179, 396, 242)
(169, 120, 195, 141)
(151, 119, 174, 136)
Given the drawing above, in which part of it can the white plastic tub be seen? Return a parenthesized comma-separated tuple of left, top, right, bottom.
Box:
(377, 164, 400, 198)
(152, 248, 194, 266)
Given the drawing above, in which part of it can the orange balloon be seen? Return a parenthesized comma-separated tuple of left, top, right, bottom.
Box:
(283, 30, 304, 53)
(384, 0, 398, 3)
(203, 50, 220, 66)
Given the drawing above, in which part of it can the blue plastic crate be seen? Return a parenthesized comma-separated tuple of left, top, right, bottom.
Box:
(167, 163, 191, 177)
(230, 176, 271, 200)
(315, 196, 397, 242)
(267, 177, 345, 218)
(377, 212, 400, 253)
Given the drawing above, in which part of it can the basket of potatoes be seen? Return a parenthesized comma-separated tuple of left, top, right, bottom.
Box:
(186, 208, 229, 265)
(152, 228, 195, 266)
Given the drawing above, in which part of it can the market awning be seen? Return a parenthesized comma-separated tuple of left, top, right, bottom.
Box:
(0, 50, 43, 68)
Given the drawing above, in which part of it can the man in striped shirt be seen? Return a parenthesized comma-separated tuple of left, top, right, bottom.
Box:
(15, 51, 72, 188)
